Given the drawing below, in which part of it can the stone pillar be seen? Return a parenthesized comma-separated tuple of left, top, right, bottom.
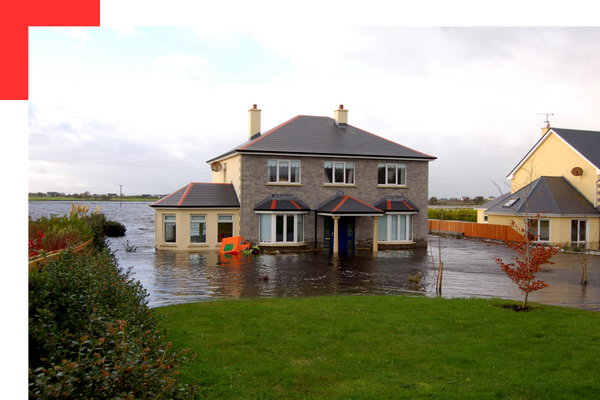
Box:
(333, 216, 340, 255)
(372, 215, 380, 253)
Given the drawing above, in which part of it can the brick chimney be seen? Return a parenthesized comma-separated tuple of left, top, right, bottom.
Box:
(334, 104, 348, 127)
(248, 104, 261, 140)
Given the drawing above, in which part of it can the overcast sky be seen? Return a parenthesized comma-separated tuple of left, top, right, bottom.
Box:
(28, 26, 600, 198)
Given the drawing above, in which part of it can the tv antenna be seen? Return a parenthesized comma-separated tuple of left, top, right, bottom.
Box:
(537, 113, 554, 126)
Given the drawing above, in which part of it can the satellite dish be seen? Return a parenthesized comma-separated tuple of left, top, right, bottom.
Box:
(571, 167, 583, 176)
(211, 162, 222, 172)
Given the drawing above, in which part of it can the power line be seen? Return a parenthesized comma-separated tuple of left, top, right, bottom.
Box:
(29, 158, 206, 169)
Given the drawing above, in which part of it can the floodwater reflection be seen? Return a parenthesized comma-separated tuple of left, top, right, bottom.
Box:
(29, 201, 600, 311)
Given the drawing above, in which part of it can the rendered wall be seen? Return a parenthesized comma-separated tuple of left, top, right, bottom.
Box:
(211, 154, 242, 201)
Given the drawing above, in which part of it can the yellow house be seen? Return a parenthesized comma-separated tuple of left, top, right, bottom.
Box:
(478, 126, 600, 250)
(151, 183, 241, 251)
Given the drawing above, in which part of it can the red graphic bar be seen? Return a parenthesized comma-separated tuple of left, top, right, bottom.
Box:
(0, 0, 100, 100)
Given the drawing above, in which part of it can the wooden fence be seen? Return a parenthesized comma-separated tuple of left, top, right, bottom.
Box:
(29, 237, 94, 272)
(428, 220, 524, 242)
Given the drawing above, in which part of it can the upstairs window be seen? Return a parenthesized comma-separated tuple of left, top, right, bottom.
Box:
(378, 163, 406, 186)
(324, 161, 354, 184)
(268, 160, 300, 183)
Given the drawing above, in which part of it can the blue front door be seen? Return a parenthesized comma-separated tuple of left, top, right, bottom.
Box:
(328, 216, 355, 255)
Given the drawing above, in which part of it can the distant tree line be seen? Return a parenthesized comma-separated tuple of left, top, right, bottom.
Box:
(29, 192, 164, 200)
(428, 196, 489, 206)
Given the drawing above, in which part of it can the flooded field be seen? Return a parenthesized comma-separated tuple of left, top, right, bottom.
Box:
(29, 201, 600, 311)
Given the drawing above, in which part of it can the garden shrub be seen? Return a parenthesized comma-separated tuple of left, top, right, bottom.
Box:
(428, 207, 477, 222)
(29, 249, 199, 399)
(29, 209, 127, 256)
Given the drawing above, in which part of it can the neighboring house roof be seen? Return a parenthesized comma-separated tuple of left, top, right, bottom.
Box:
(150, 183, 239, 208)
(373, 196, 419, 212)
(508, 127, 600, 178)
(207, 115, 436, 163)
(316, 193, 384, 215)
(254, 194, 311, 212)
(485, 176, 600, 217)
(474, 192, 511, 211)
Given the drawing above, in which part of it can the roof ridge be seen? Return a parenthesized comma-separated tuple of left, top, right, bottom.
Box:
(238, 115, 303, 150)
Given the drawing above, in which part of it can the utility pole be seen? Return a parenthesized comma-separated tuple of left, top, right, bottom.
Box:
(119, 184, 123, 207)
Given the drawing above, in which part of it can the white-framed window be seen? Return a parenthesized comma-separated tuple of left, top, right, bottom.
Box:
(190, 215, 206, 244)
(164, 214, 176, 243)
(378, 163, 406, 186)
(571, 219, 587, 249)
(268, 160, 300, 183)
(527, 219, 550, 243)
(378, 214, 413, 242)
(217, 215, 234, 242)
(259, 213, 304, 244)
(324, 161, 354, 184)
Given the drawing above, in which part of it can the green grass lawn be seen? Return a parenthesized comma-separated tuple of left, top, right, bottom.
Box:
(156, 296, 600, 399)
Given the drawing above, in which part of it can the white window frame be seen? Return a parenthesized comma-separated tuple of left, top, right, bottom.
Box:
(268, 159, 301, 184)
(378, 213, 414, 242)
(527, 218, 551, 243)
(190, 214, 207, 244)
(163, 214, 176, 243)
(258, 212, 305, 244)
(571, 219, 588, 249)
(217, 214, 234, 243)
(324, 161, 355, 185)
(377, 163, 406, 186)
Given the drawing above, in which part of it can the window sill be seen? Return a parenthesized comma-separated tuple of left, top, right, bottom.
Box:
(188, 244, 209, 248)
(377, 185, 409, 189)
(266, 183, 303, 186)
(323, 184, 357, 188)
(160, 243, 177, 247)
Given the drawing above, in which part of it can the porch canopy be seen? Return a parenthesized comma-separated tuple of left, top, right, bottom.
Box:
(316, 193, 384, 254)
(254, 194, 311, 212)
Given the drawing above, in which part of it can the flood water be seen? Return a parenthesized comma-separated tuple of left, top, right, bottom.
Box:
(29, 201, 600, 311)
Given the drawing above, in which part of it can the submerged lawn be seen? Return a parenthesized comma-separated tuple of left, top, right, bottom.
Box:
(156, 296, 600, 399)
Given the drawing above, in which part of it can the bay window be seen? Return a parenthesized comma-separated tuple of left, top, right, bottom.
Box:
(324, 161, 354, 184)
(268, 160, 300, 183)
(378, 163, 406, 186)
(378, 214, 413, 242)
(259, 213, 305, 244)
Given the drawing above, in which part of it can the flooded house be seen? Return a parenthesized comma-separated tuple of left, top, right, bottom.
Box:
(477, 125, 600, 250)
(152, 105, 436, 254)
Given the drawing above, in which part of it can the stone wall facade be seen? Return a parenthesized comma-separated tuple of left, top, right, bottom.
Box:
(238, 154, 430, 248)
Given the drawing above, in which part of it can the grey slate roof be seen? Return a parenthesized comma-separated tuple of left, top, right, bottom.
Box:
(373, 196, 419, 212)
(509, 127, 600, 177)
(551, 128, 600, 169)
(150, 183, 239, 208)
(316, 192, 384, 215)
(254, 194, 310, 211)
(485, 176, 599, 216)
(207, 115, 436, 163)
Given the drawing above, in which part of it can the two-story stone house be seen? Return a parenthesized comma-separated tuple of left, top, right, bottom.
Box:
(152, 105, 436, 254)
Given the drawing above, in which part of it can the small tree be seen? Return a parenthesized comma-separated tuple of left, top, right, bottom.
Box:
(494, 220, 560, 308)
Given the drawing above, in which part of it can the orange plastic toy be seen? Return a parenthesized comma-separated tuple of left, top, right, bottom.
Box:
(219, 236, 251, 254)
